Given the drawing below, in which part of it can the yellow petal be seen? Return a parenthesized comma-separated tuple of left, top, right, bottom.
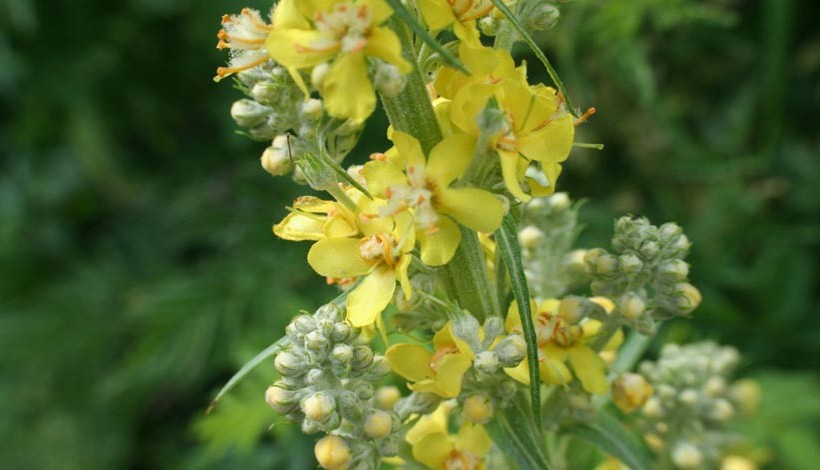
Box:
(435, 352, 472, 397)
(450, 83, 494, 134)
(418, 216, 461, 266)
(427, 133, 477, 186)
(457, 423, 492, 458)
(307, 238, 373, 277)
(406, 404, 449, 445)
(347, 264, 396, 326)
(453, 20, 482, 48)
(323, 52, 376, 123)
(265, 29, 337, 69)
(272, 0, 312, 29)
(273, 212, 326, 241)
(539, 354, 573, 385)
(499, 148, 531, 201)
(396, 253, 413, 300)
(517, 115, 575, 163)
(391, 131, 425, 169)
(527, 162, 563, 197)
(413, 433, 453, 469)
(361, 160, 406, 197)
(360, 0, 394, 24)
(437, 187, 505, 233)
(504, 361, 531, 385)
(417, 0, 457, 30)
(433, 321, 456, 350)
(386, 343, 434, 382)
(567, 345, 609, 394)
(364, 26, 412, 73)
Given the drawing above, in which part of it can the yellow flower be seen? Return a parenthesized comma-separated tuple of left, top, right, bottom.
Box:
(265, 0, 412, 123)
(214, 8, 274, 81)
(307, 211, 415, 327)
(450, 78, 575, 201)
(361, 131, 505, 266)
(406, 402, 492, 470)
(385, 322, 472, 397)
(273, 195, 360, 241)
(418, 0, 494, 47)
(504, 297, 619, 394)
(435, 43, 525, 100)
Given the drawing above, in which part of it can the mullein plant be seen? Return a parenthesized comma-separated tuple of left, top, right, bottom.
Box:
(211, 1, 761, 468)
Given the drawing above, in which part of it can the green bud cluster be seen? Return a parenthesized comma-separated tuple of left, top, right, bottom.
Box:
(584, 216, 700, 334)
(519, 192, 584, 299)
(266, 303, 401, 468)
(519, 0, 562, 32)
(636, 342, 758, 469)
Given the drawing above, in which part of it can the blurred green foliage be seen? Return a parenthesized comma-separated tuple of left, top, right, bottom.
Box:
(0, 0, 817, 468)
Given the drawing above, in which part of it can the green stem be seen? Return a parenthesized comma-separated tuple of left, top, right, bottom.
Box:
(494, 20, 516, 51)
(589, 318, 621, 353)
(381, 15, 495, 320)
(611, 331, 652, 375)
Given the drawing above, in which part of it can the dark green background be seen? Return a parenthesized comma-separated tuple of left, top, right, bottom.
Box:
(1, 0, 817, 468)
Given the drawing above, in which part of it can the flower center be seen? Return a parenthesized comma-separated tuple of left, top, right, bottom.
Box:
(535, 311, 576, 348)
(358, 233, 397, 265)
(381, 164, 440, 233)
(314, 2, 373, 53)
(448, 0, 494, 22)
(495, 114, 518, 152)
(444, 449, 479, 470)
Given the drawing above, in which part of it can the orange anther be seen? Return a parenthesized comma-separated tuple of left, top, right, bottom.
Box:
(574, 107, 596, 126)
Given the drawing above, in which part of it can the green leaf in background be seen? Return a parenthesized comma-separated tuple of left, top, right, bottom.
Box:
(385, 0, 470, 74)
(489, 0, 578, 117)
(495, 213, 542, 431)
(565, 410, 653, 470)
(486, 394, 552, 470)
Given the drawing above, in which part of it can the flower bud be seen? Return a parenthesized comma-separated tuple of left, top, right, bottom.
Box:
(261, 135, 293, 176)
(549, 192, 570, 211)
(595, 254, 618, 276)
(315, 435, 352, 470)
(275, 351, 307, 376)
(703, 376, 727, 397)
(352, 346, 374, 371)
(365, 355, 391, 381)
(518, 225, 543, 249)
(363, 410, 394, 439)
(302, 98, 323, 119)
(710, 398, 735, 422)
(679, 388, 699, 406)
(721, 456, 756, 470)
(251, 81, 278, 104)
(311, 63, 331, 91)
(563, 249, 588, 273)
(583, 248, 606, 267)
(230, 99, 271, 128)
(559, 296, 588, 324)
(729, 379, 761, 415)
(640, 241, 660, 258)
(494, 334, 527, 367)
(289, 315, 316, 336)
(375, 386, 401, 410)
(331, 323, 354, 342)
(473, 351, 500, 375)
(619, 254, 644, 275)
(337, 391, 363, 421)
(483, 316, 505, 342)
(355, 382, 375, 400)
(674, 283, 702, 313)
(305, 368, 325, 386)
(378, 437, 400, 457)
(331, 344, 354, 366)
(305, 330, 329, 352)
(658, 260, 690, 281)
(265, 385, 298, 414)
(478, 16, 499, 35)
(672, 233, 691, 252)
(526, 3, 560, 31)
(612, 373, 654, 413)
(302, 392, 336, 421)
(619, 293, 646, 320)
(671, 442, 703, 469)
(642, 397, 663, 418)
(374, 63, 407, 98)
(462, 395, 494, 424)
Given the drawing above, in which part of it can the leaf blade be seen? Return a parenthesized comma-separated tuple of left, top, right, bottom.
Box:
(565, 410, 654, 470)
(208, 337, 289, 413)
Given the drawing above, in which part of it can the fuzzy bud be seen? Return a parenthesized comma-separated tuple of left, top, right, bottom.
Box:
(671, 442, 703, 469)
(363, 410, 394, 439)
(302, 392, 336, 421)
(595, 254, 618, 276)
(302, 98, 323, 119)
(275, 351, 307, 376)
(518, 225, 543, 249)
(679, 388, 699, 406)
(473, 351, 500, 375)
(619, 293, 646, 320)
(375, 386, 401, 410)
(265, 385, 298, 414)
(564, 249, 589, 272)
(261, 135, 293, 176)
(640, 241, 660, 258)
(374, 63, 407, 98)
(315, 435, 352, 470)
(729, 379, 761, 415)
(352, 346, 374, 371)
(311, 63, 331, 91)
(612, 373, 654, 413)
(674, 283, 702, 314)
(494, 334, 527, 367)
(250, 82, 278, 104)
(642, 397, 663, 418)
(305, 330, 329, 352)
(331, 344, 354, 367)
(230, 99, 271, 128)
(337, 391, 363, 421)
(478, 16, 499, 35)
(659, 260, 690, 281)
(526, 3, 560, 31)
(709, 398, 735, 422)
(619, 254, 644, 275)
(462, 395, 494, 424)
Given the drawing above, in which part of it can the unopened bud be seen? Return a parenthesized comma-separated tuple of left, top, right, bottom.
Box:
(315, 435, 352, 470)
(331, 344, 354, 371)
(659, 222, 682, 240)
(289, 315, 316, 336)
(704, 376, 727, 397)
(729, 379, 761, 415)
(642, 397, 663, 418)
(251, 82, 277, 104)
(658, 260, 690, 281)
(559, 296, 588, 324)
(619, 254, 644, 274)
(518, 225, 543, 249)
(473, 351, 500, 375)
(674, 283, 702, 313)
(640, 241, 660, 258)
(548, 192, 570, 211)
(230, 99, 271, 128)
(336, 391, 363, 421)
(331, 323, 354, 343)
(671, 442, 703, 469)
(275, 351, 306, 376)
(302, 392, 336, 421)
(374, 63, 407, 98)
(462, 395, 494, 424)
(363, 410, 394, 439)
(672, 234, 691, 252)
(527, 3, 560, 31)
(494, 334, 527, 367)
(619, 293, 646, 320)
(596, 254, 618, 276)
(312, 63, 331, 91)
(564, 249, 588, 272)
(351, 346, 374, 371)
(265, 385, 298, 414)
(679, 388, 699, 406)
(612, 373, 654, 413)
(375, 386, 401, 410)
(710, 398, 735, 421)
(305, 330, 329, 352)
(261, 135, 293, 176)
(302, 98, 323, 119)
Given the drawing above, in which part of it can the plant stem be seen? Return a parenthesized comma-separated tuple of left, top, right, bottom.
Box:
(589, 318, 621, 353)
(612, 331, 652, 375)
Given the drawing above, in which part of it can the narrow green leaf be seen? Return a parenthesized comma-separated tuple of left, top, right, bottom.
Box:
(489, 0, 579, 117)
(385, 0, 470, 75)
(495, 213, 542, 431)
(487, 394, 552, 469)
(565, 410, 654, 470)
(319, 149, 373, 199)
(208, 337, 289, 413)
